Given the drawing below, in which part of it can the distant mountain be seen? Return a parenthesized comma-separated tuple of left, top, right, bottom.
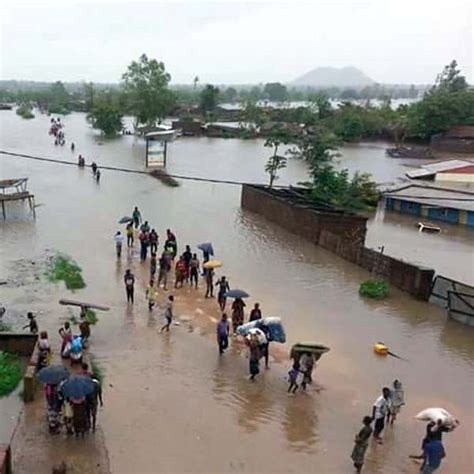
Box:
(292, 66, 375, 88)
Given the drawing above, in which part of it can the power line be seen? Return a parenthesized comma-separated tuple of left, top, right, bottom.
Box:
(0, 149, 265, 186)
(2, 149, 474, 202)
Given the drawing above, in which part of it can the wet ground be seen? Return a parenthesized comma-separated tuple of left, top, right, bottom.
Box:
(0, 111, 473, 473)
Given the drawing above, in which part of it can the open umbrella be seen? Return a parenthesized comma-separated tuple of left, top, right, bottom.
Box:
(203, 259, 222, 270)
(223, 289, 249, 299)
(197, 242, 214, 256)
(118, 216, 133, 224)
(37, 365, 70, 385)
(60, 375, 95, 399)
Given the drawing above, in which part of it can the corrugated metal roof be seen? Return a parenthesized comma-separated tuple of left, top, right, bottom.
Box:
(406, 159, 473, 179)
(438, 165, 474, 175)
(384, 184, 474, 212)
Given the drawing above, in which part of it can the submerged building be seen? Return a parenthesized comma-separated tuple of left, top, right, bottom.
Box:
(384, 184, 474, 227)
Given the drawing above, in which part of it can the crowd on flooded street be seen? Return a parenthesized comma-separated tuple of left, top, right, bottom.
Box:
(113, 206, 461, 474)
(12, 119, 462, 473)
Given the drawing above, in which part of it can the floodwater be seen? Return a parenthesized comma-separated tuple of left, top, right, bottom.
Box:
(0, 111, 473, 473)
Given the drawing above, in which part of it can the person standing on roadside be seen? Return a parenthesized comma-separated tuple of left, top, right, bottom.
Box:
(249, 303, 262, 322)
(158, 252, 170, 290)
(372, 387, 392, 443)
(132, 206, 141, 229)
(216, 276, 230, 311)
(149, 229, 159, 254)
(115, 231, 124, 258)
(217, 313, 230, 354)
(124, 269, 135, 304)
(205, 268, 214, 298)
(182, 245, 192, 282)
(189, 254, 200, 289)
(126, 223, 134, 247)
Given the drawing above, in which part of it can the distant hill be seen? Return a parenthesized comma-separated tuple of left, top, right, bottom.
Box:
(292, 66, 375, 88)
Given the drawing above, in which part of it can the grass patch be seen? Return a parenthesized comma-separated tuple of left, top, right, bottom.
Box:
(91, 359, 105, 384)
(0, 322, 13, 332)
(359, 279, 389, 299)
(0, 351, 22, 397)
(68, 309, 98, 326)
(46, 253, 86, 290)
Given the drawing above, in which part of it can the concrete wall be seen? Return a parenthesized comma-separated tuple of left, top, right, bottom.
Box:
(0, 333, 38, 402)
(241, 185, 434, 300)
(318, 231, 435, 299)
(431, 136, 474, 154)
(241, 185, 368, 245)
(0, 333, 37, 356)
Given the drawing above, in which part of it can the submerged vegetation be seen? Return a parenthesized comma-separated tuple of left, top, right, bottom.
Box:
(16, 104, 34, 119)
(0, 351, 22, 397)
(359, 280, 389, 299)
(46, 253, 86, 290)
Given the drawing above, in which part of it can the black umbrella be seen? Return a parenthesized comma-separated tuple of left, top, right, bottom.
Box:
(37, 365, 70, 385)
(223, 289, 249, 299)
(118, 216, 133, 224)
(197, 242, 214, 256)
(60, 375, 95, 399)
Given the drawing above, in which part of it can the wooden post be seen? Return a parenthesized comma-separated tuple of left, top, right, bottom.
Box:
(145, 138, 149, 168)
(164, 140, 168, 168)
(1, 201, 5, 219)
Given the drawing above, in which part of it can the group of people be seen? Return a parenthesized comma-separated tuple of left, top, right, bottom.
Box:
(49, 118, 65, 145)
(350, 382, 458, 473)
(113, 208, 461, 473)
(43, 363, 103, 437)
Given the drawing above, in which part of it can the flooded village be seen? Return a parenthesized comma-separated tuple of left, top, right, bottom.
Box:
(1, 3, 474, 474)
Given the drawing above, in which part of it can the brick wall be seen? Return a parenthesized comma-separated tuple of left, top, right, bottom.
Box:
(241, 185, 434, 300)
(318, 230, 435, 299)
(241, 185, 368, 245)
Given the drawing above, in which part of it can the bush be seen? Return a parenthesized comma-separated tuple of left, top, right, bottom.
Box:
(16, 104, 34, 119)
(0, 351, 22, 397)
(46, 253, 86, 290)
(0, 322, 13, 332)
(359, 280, 389, 299)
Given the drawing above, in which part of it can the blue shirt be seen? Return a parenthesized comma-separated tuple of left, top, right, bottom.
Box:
(424, 440, 445, 469)
(217, 320, 229, 338)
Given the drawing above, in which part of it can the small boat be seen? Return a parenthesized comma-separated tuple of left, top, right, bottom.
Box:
(374, 342, 388, 355)
(417, 222, 441, 233)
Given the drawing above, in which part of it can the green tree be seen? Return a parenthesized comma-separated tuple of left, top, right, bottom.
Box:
(264, 125, 292, 188)
(430, 60, 468, 94)
(309, 93, 333, 120)
(122, 53, 175, 129)
(87, 97, 123, 137)
(222, 86, 238, 103)
(83, 82, 95, 111)
(263, 82, 288, 102)
(48, 81, 70, 114)
(200, 84, 220, 115)
(193, 76, 199, 90)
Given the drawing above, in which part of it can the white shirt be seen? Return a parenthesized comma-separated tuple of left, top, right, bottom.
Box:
(115, 234, 125, 244)
(373, 395, 391, 419)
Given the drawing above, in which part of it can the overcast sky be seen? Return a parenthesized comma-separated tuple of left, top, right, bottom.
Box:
(0, 0, 472, 85)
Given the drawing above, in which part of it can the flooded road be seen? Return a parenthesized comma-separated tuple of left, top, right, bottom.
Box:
(1, 111, 473, 473)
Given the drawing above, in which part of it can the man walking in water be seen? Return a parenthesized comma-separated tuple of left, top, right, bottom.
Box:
(160, 295, 174, 333)
(132, 206, 141, 229)
(124, 269, 135, 304)
(372, 387, 392, 443)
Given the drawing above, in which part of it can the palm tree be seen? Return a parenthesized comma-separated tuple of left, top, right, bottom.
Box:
(193, 76, 199, 91)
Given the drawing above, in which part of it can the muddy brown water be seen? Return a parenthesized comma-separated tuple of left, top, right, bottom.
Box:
(0, 111, 473, 473)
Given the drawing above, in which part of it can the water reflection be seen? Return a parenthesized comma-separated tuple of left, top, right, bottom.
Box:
(282, 395, 318, 452)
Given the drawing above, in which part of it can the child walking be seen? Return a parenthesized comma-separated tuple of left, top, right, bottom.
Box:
(160, 295, 174, 333)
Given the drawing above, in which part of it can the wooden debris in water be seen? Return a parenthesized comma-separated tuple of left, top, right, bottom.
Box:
(148, 169, 180, 187)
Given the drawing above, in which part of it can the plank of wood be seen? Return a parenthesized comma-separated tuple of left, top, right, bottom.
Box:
(58, 299, 110, 311)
